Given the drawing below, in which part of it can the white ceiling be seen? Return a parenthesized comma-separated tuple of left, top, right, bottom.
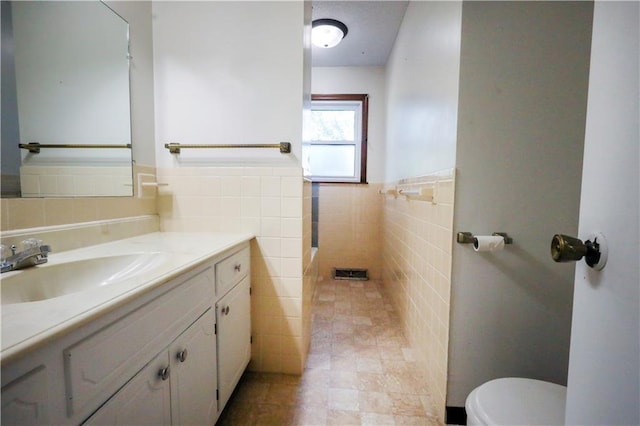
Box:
(311, 1, 409, 67)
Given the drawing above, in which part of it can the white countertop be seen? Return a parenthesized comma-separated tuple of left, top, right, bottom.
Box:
(1, 232, 253, 364)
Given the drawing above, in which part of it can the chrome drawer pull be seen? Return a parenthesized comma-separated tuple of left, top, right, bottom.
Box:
(177, 349, 188, 363)
(158, 366, 170, 381)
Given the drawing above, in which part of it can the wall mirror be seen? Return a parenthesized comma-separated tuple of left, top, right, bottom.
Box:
(1, 0, 133, 198)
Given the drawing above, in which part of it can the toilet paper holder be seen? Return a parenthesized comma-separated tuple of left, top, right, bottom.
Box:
(456, 232, 513, 245)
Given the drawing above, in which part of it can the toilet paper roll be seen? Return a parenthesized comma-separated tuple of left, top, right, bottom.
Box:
(473, 236, 505, 252)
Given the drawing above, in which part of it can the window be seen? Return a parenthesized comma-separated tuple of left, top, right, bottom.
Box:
(303, 94, 368, 183)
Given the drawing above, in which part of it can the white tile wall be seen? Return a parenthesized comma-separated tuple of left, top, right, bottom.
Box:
(317, 183, 383, 280)
(157, 165, 309, 374)
(2, 165, 157, 231)
(301, 179, 317, 371)
(20, 165, 133, 197)
(0, 215, 160, 253)
(381, 169, 455, 423)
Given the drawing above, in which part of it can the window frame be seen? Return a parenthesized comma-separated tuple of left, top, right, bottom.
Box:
(307, 94, 368, 184)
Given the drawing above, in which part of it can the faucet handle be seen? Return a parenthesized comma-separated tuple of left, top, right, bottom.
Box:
(22, 238, 42, 249)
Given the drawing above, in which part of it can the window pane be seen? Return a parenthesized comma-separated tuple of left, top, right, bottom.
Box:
(309, 110, 355, 141)
(304, 144, 356, 177)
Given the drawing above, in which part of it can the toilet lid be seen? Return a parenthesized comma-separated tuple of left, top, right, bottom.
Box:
(466, 378, 567, 425)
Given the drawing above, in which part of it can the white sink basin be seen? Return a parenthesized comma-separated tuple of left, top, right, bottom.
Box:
(1, 253, 170, 305)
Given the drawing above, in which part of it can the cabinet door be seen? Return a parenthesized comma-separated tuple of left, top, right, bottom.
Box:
(170, 308, 217, 426)
(65, 266, 213, 418)
(216, 276, 251, 412)
(83, 351, 171, 426)
(1, 366, 49, 425)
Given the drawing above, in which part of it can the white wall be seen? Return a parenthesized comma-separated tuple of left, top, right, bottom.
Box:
(106, 1, 156, 168)
(565, 2, 639, 424)
(152, 1, 305, 168)
(448, 1, 593, 407)
(151, 1, 311, 374)
(310, 67, 387, 281)
(381, 1, 462, 420)
(385, 1, 462, 182)
(311, 66, 386, 183)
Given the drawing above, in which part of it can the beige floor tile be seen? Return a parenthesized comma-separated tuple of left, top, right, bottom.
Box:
(357, 372, 389, 393)
(289, 407, 328, 426)
(388, 392, 428, 416)
(330, 354, 357, 372)
(328, 388, 360, 411)
(218, 279, 441, 426)
(232, 379, 270, 403)
(333, 324, 355, 336)
(332, 342, 356, 357)
(394, 414, 440, 425)
(305, 353, 331, 371)
(299, 368, 330, 390)
(352, 344, 380, 359)
(378, 345, 406, 361)
(296, 387, 329, 411)
(353, 315, 373, 325)
(254, 403, 290, 424)
(361, 412, 396, 425)
(353, 329, 378, 346)
(266, 383, 300, 406)
(356, 357, 384, 374)
(327, 409, 361, 425)
(217, 400, 259, 425)
(329, 370, 360, 390)
(359, 391, 394, 414)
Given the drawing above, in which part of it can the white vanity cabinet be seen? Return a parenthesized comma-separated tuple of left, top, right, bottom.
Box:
(169, 308, 218, 425)
(83, 348, 172, 426)
(216, 276, 251, 411)
(1, 365, 50, 424)
(215, 247, 252, 413)
(84, 308, 217, 426)
(1, 239, 252, 426)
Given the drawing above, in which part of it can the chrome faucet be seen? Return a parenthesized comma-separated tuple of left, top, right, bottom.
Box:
(1, 239, 51, 273)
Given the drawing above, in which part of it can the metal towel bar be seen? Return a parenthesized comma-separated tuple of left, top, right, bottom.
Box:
(19, 142, 132, 154)
(164, 142, 291, 154)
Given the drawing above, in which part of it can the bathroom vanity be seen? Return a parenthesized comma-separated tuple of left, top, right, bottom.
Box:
(0, 232, 253, 425)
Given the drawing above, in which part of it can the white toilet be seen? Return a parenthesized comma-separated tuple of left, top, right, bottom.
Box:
(465, 378, 567, 425)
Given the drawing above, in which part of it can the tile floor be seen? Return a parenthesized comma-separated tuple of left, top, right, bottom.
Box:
(217, 279, 441, 425)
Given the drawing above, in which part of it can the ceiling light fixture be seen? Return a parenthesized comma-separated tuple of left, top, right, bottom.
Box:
(312, 19, 348, 49)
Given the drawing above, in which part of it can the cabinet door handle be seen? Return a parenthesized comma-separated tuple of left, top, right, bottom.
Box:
(158, 366, 170, 381)
(177, 349, 188, 363)
(221, 305, 230, 315)
(234, 263, 242, 272)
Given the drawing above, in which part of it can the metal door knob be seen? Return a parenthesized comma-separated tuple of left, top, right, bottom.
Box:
(551, 234, 589, 262)
(550, 233, 607, 270)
